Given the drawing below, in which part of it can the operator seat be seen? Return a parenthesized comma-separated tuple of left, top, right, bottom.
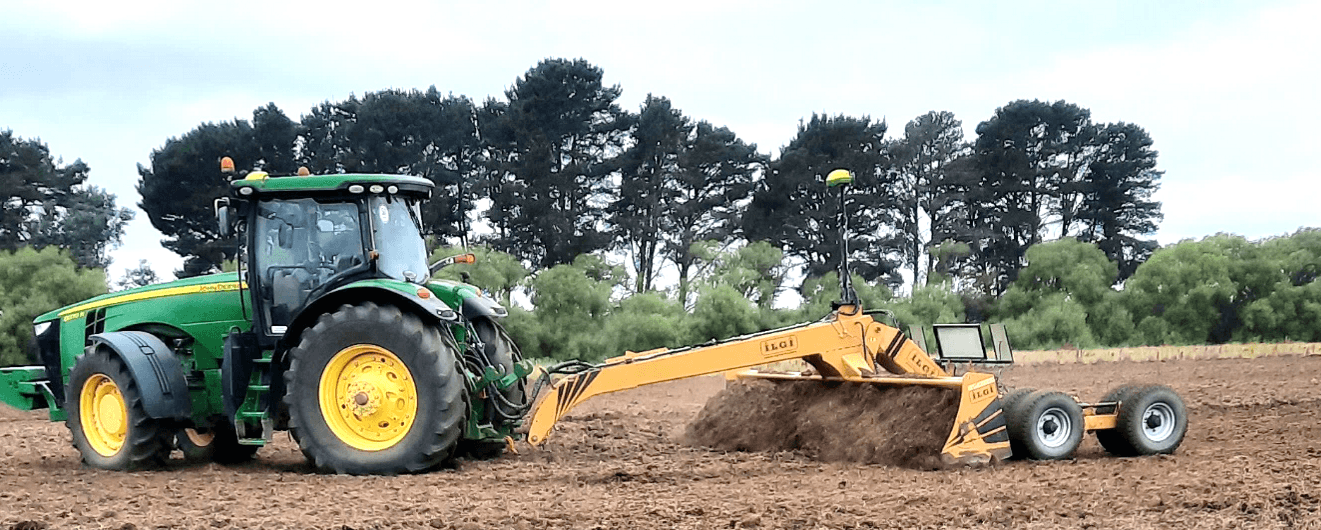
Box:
(316, 211, 363, 275)
(269, 268, 312, 326)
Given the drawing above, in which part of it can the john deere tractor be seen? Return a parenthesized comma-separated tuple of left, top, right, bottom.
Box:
(0, 162, 532, 474)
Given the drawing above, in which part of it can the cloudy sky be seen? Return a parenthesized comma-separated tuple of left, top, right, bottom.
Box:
(4, 0, 1318, 282)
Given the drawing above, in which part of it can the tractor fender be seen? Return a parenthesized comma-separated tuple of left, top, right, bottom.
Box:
(461, 295, 508, 320)
(86, 331, 191, 420)
(288, 284, 460, 345)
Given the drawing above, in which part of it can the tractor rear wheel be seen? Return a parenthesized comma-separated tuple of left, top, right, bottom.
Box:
(176, 422, 260, 464)
(285, 302, 466, 474)
(67, 350, 171, 470)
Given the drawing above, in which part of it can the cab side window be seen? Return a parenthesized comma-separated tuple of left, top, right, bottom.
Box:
(253, 199, 362, 332)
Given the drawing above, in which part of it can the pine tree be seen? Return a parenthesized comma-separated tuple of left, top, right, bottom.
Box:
(482, 58, 627, 268)
(670, 121, 764, 304)
(1075, 122, 1162, 279)
(611, 95, 689, 293)
(744, 114, 902, 287)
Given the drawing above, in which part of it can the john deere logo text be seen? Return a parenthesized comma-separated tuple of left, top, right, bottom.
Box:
(761, 335, 798, 357)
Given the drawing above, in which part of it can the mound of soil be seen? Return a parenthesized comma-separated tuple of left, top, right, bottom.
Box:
(684, 379, 959, 469)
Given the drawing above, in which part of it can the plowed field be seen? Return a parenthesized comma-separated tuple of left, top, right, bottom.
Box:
(3, 355, 1320, 529)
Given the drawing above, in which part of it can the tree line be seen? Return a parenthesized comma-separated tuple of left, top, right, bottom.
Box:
(0, 131, 134, 364)
(432, 229, 1321, 362)
(0, 57, 1183, 365)
(1, 130, 133, 270)
(138, 58, 1163, 300)
(994, 230, 1321, 349)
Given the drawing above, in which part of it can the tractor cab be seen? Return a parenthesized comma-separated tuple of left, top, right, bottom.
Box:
(248, 193, 427, 333)
(217, 169, 439, 343)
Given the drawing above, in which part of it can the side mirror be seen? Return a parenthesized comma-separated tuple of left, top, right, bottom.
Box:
(215, 198, 233, 238)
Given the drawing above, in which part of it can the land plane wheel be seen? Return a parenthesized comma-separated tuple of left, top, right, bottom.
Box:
(285, 302, 466, 475)
(1007, 390, 1084, 460)
(999, 388, 1035, 459)
(67, 350, 171, 470)
(1001, 388, 1035, 415)
(1112, 385, 1187, 456)
(176, 422, 260, 464)
(1094, 384, 1143, 456)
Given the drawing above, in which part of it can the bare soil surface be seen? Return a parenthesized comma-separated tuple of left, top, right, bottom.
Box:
(3, 355, 1320, 529)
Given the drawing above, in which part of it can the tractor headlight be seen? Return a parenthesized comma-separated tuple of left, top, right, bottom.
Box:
(33, 321, 52, 337)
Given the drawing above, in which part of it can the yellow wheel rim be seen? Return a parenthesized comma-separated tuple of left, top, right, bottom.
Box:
(318, 344, 418, 451)
(79, 374, 128, 457)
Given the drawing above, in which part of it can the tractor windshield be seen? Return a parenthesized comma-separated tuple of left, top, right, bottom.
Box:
(369, 195, 428, 283)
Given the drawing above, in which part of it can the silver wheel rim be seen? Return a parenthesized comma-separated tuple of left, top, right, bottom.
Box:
(1142, 402, 1176, 442)
(1036, 407, 1073, 448)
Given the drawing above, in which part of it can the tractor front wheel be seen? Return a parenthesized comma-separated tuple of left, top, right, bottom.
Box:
(67, 350, 171, 470)
(285, 302, 466, 474)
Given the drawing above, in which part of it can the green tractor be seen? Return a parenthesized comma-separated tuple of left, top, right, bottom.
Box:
(0, 163, 533, 474)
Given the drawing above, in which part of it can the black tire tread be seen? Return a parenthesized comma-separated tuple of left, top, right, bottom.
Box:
(999, 388, 1035, 459)
(66, 349, 172, 470)
(284, 302, 466, 475)
(1006, 390, 1084, 461)
(1095, 385, 1143, 456)
(1114, 384, 1187, 456)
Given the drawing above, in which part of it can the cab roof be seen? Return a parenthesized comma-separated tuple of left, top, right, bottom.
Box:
(229, 173, 433, 198)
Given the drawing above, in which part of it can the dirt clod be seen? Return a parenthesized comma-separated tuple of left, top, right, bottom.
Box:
(684, 380, 958, 469)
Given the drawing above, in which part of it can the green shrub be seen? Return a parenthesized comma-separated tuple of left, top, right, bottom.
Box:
(1002, 293, 1096, 350)
(0, 247, 107, 366)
